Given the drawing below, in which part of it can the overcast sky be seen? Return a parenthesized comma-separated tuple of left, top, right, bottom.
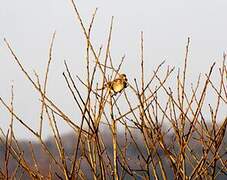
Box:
(0, 0, 227, 139)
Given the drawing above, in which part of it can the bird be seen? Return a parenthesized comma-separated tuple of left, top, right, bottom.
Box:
(110, 74, 128, 95)
(98, 74, 128, 96)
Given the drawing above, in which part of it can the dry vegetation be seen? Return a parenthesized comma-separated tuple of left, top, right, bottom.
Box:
(0, 1, 227, 179)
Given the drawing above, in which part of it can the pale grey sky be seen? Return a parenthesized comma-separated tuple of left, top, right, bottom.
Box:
(0, 0, 227, 139)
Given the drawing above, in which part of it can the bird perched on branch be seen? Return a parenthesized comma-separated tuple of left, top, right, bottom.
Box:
(98, 74, 128, 96)
(111, 74, 128, 95)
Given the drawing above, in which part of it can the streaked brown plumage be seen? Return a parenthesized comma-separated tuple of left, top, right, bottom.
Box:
(110, 74, 128, 95)
(98, 74, 128, 95)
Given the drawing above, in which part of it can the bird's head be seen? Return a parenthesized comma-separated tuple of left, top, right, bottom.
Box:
(119, 74, 127, 81)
